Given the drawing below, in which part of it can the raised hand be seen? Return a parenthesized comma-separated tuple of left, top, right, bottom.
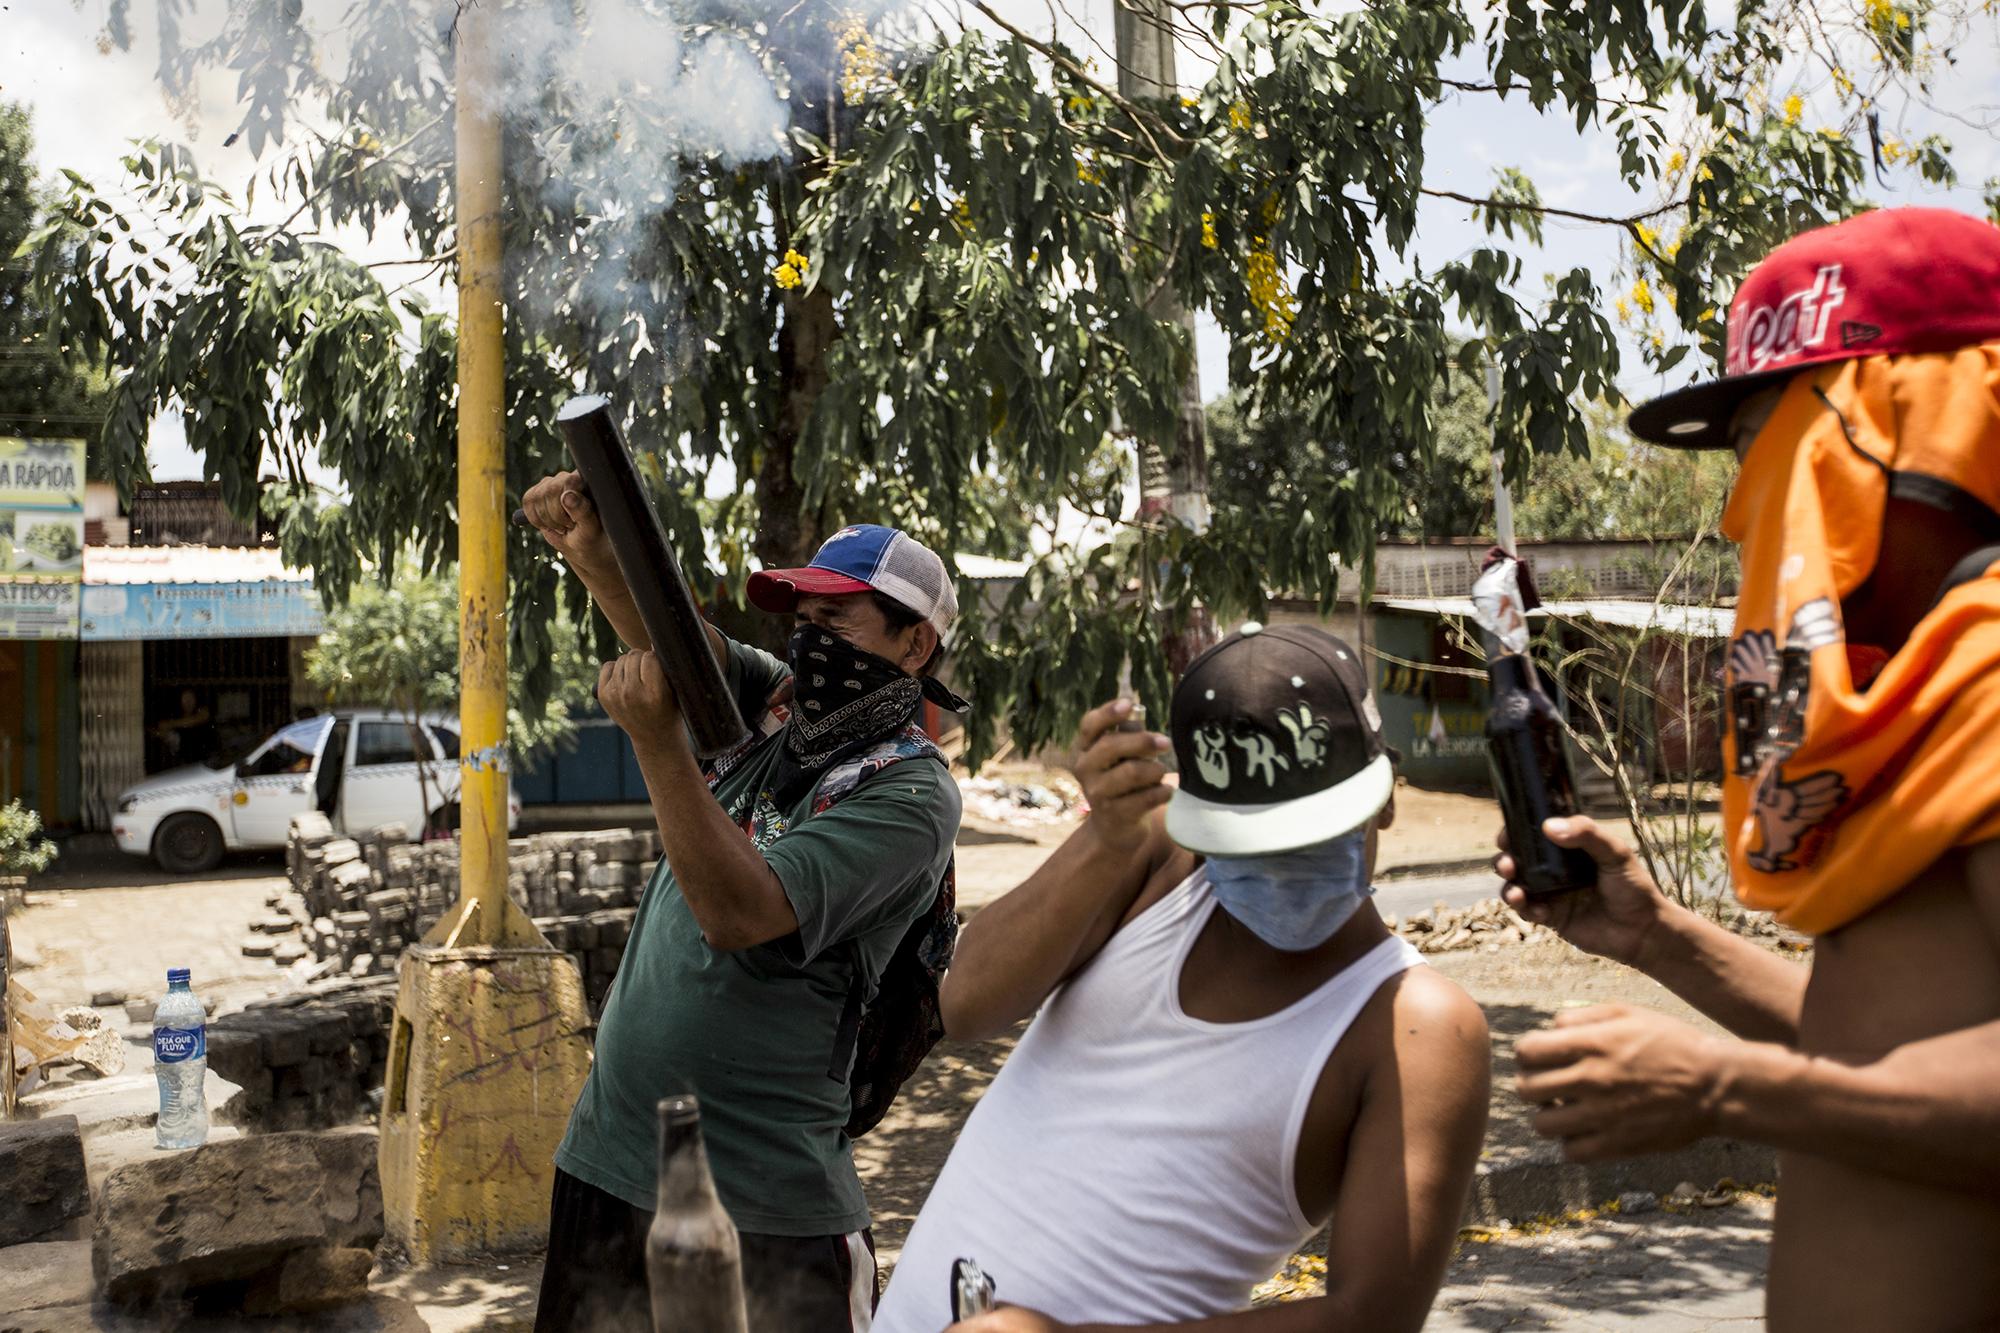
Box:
(1497, 816, 1670, 967)
(1072, 698, 1174, 853)
(596, 650, 686, 756)
(521, 470, 613, 575)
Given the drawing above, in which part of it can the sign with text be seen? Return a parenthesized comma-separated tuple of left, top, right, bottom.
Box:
(80, 580, 324, 641)
(0, 438, 86, 639)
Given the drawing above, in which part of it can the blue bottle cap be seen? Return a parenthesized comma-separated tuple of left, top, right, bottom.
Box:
(167, 968, 191, 984)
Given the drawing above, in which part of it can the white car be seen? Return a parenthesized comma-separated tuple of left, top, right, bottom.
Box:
(112, 709, 522, 873)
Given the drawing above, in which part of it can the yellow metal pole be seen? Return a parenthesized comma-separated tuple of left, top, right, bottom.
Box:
(456, 0, 508, 945)
(379, 0, 591, 1264)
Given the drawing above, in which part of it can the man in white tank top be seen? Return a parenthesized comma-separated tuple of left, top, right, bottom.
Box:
(875, 624, 1490, 1333)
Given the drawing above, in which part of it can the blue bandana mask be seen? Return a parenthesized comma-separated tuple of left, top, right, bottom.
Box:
(1206, 828, 1373, 952)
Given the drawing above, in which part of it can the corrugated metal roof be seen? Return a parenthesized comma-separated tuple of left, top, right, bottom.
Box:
(1378, 596, 1732, 638)
(82, 545, 312, 587)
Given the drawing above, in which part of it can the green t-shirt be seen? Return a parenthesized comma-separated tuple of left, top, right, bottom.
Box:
(554, 635, 960, 1235)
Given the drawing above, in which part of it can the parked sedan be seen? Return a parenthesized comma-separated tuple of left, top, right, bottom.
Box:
(112, 709, 521, 873)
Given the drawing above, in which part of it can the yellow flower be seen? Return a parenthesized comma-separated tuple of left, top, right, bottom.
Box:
(953, 197, 972, 226)
(1201, 212, 1218, 250)
(1631, 277, 1655, 316)
(1614, 298, 1631, 322)
(773, 263, 801, 290)
(1181, 96, 1198, 109)
(1783, 94, 1803, 125)
(1228, 100, 1253, 131)
(1665, 149, 1686, 175)
(836, 15, 885, 101)
(1882, 138, 1907, 163)
(1635, 222, 1658, 250)
(1833, 67, 1855, 97)
(1245, 238, 1296, 345)
(1077, 159, 1103, 185)
(1862, 0, 1912, 39)
(783, 249, 810, 272)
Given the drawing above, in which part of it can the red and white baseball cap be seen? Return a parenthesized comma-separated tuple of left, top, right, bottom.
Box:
(747, 523, 959, 637)
(1631, 207, 2000, 449)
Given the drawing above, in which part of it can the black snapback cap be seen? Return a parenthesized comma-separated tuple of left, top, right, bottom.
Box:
(1164, 622, 1394, 856)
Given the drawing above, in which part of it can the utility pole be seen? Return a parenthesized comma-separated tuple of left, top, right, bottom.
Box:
(1115, 0, 1216, 674)
(1487, 360, 1516, 555)
(380, 0, 591, 1264)
(457, 0, 510, 927)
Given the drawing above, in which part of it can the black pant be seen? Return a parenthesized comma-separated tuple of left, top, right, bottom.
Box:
(534, 1168, 875, 1333)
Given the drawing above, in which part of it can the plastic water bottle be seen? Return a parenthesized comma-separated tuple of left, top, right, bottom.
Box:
(152, 968, 208, 1150)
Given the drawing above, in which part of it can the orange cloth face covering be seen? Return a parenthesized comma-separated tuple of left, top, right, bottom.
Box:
(1720, 344, 2000, 934)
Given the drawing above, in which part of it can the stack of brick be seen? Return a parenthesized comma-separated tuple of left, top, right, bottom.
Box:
(205, 978, 399, 1131)
(274, 817, 659, 1010)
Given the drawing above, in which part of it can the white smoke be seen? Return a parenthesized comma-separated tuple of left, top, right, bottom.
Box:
(495, 0, 797, 370)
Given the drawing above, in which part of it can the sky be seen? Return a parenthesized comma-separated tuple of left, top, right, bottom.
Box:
(2, 0, 1995, 497)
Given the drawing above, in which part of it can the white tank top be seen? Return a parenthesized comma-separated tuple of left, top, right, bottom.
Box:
(874, 870, 1424, 1332)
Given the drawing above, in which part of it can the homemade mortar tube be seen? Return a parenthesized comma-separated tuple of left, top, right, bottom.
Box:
(542, 395, 750, 759)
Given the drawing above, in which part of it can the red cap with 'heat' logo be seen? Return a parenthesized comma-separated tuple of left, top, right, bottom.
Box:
(1630, 207, 2000, 449)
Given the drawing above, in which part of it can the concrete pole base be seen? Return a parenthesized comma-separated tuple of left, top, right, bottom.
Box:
(379, 940, 593, 1265)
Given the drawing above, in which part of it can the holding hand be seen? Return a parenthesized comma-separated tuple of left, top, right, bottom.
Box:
(1516, 1003, 1731, 1161)
(597, 650, 686, 755)
(1072, 699, 1173, 852)
(1497, 817, 1670, 967)
(521, 470, 613, 574)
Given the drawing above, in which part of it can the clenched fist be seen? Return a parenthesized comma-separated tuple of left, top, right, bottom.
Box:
(597, 650, 686, 756)
(521, 470, 613, 576)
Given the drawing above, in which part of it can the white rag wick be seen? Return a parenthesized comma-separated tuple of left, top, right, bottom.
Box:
(1471, 558, 1532, 656)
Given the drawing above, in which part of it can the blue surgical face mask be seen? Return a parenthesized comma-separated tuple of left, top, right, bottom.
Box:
(1205, 827, 1374, 952)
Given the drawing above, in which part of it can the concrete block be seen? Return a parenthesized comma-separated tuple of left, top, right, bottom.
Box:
(0, 1116, 91, 1245)
(92, 1129, 382, 1309)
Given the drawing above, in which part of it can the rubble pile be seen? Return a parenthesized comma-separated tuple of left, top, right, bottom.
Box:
(1384, 898, 1556, 954)
(960, 773, 1082, 827)
(255, 815, 660, 1011)
(205, 980, 398, 1132)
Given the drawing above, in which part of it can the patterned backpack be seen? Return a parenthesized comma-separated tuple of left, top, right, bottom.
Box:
(705, 718, 958, 1139)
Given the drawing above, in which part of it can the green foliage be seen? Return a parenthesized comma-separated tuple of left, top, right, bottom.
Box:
(1207, 376, 1495, 544)
(303, 562, 599, 758)
(0, 101, 113, 461)
(0, 799, 58, 876)
(25, 0, 1961, 761)
(1514, 402, 1739, 542)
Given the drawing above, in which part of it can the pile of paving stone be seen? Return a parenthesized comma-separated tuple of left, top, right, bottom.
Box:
(252, 815, 659, 1011)
(205, 979, 399, 1132)
(1384, 899, 1557, 954)
(1385, 896, 1800, 956)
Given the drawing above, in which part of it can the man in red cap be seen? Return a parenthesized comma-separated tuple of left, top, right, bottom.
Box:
(520, 475, 966, 1332)
(1500, 207, 2000, 1328)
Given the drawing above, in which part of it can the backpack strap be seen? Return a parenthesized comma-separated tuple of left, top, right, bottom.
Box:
(1931, 544, 2000, 613)
(802, 725, 948, 1083)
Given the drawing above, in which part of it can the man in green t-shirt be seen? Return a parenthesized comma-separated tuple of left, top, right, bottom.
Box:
(520, 471, 965, 1332)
